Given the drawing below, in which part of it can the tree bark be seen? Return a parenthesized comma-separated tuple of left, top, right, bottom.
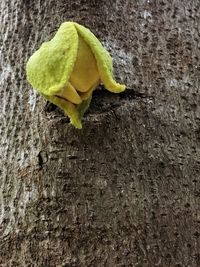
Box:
(1, 0, 200, 266)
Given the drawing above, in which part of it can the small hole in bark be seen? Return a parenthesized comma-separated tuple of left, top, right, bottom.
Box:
(44, 101, 57, 112)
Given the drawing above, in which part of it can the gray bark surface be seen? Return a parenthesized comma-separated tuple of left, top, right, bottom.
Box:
(0, 0, 200, 266)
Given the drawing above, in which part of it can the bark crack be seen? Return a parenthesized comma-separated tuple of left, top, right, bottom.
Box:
(44, 88, 153, 120)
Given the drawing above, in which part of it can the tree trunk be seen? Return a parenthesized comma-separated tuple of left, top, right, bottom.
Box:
(1, 0, 200, 266)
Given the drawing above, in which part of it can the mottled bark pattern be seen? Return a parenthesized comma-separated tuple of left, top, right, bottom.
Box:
(0, 0, 200, 266)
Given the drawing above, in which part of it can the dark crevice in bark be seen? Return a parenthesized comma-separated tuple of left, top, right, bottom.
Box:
(92, 87, 152, 100)
(37, 152, 44, 170)
(119, 88, 152, 100)
(44, 88, 152, 120)
(88, 88, 150, 114)
(44, 101, 58, 113)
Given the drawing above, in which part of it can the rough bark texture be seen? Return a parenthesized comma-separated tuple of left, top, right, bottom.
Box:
(0, 0, 200, 266)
